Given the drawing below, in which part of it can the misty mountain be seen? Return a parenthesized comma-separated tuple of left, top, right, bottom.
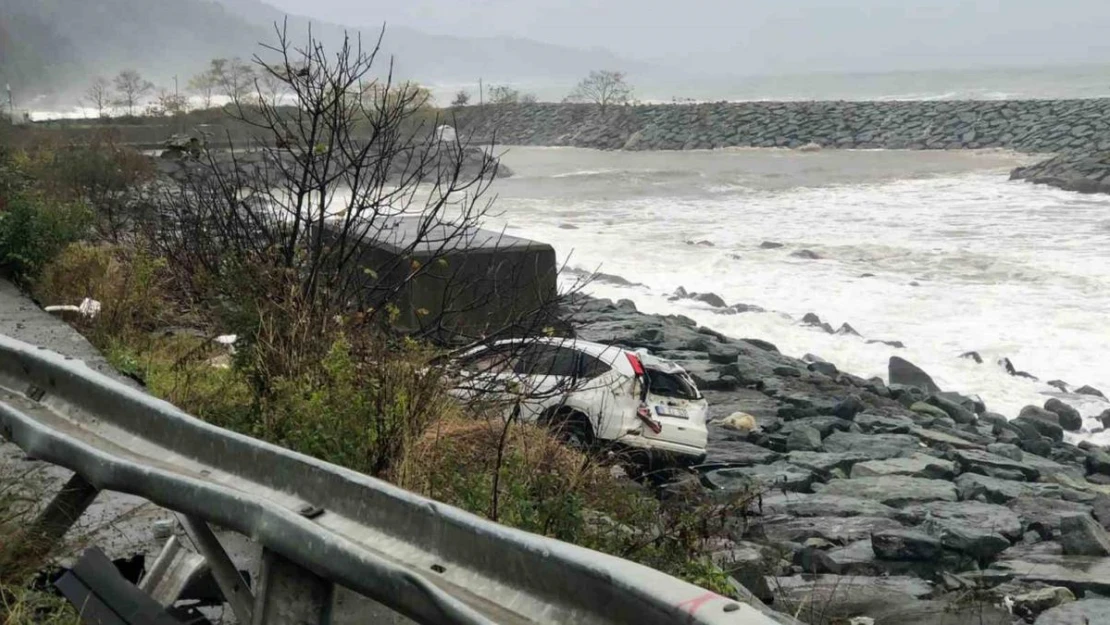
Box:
(0, 0, 641, 102)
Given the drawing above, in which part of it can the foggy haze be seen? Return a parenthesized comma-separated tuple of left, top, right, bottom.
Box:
(264, 0, 1110, 75)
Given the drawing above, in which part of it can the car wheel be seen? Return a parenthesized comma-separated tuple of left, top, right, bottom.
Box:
(551, 411, 594, 451)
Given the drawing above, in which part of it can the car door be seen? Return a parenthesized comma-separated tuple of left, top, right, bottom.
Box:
(512, 343, 580, 421)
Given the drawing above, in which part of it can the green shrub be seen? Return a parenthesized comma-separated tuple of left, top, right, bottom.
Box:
(34, 243, 172, 344)
(0, 192, 91, 286)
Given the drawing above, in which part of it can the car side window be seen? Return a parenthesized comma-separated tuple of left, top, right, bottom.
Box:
(578, 354, 611, 379)
(513, 344, 579, 377)
(461, 345, 516, 374)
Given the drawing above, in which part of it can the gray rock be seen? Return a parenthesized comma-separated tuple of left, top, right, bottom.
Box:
(1011, 587, 1076, 621)
(808, 361, 840, 378)
(854, 411, 915, 434)
(1088, 449, 1110, 476)
(1045, 399, 1084, 432)
(711, 541, 776, 598)
(960, 351, 983, 364)
(1059, 515, 1110, 556)
(1007, 497, 1094, 536)
(704, 440, 781, 466)
(760, 241, 785, 249)
(786, 426, 823, 452)
(889, 356, 941, 393)
(1035, 597, 1110, 625)
(816, 476, 958, 507)
(921, 515, 1011, 560)
(692, 292, 728, 308)
(955, 473, 1094, 504)
(927, 394, 977, 424)
(910, 401, 951, 421)
(779, 416, 856, 438)
(759, 492, 898, 519)
(899, 501, 1024, 541)
(759, 495, 896, 519)
(1076, 385, 1106, 399)
(822, 432, 923, 459)
(763, 515, 903, 545)
(987, 443, 1024, 462)
(833, 395, 866, 420)
(706, 342, 742, 364)
(703, 461, 815, 493)
(953, 448, 1040, 481)
(790, 249, 822, 260)
(850, 453, 957, 480)
(782, 451, 873, 477)
(872, 529, 942, 561)
(1016, 406, 1066, 442)
(989, 554, 1110, 600)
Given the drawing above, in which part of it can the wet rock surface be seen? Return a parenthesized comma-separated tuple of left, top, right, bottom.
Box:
(572, 295, 1110, 622)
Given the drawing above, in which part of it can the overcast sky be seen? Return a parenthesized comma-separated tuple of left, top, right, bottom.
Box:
(263, 0, 1110, 75)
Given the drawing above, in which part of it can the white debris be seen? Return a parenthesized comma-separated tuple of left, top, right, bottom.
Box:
(214, 334, 238, 355)
(44, 298, 101, 319)
(849, 618, 874, 625)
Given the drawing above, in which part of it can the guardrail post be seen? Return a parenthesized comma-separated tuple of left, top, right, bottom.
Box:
(252, 548, 334, 625)
(0, 473, 98, 573)
(178, 515, 255, 623)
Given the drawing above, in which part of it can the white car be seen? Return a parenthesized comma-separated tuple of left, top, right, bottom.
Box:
(451, 337, 709, 463)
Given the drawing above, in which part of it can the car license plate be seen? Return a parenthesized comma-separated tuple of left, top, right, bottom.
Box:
(655, 405, 688, 419)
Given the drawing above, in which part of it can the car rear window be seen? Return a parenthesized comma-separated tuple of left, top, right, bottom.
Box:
(578, 354, 611, 379)
(647, 369, 700, 400)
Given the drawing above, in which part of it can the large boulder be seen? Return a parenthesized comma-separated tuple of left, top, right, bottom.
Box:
(786, 426, 823, 452)
(1006, 497, 1094, 536)
(850, 454, 956, 480)
(1016, 406, 1065, 442)
(889, 356, 941, 393)
(763, 515, 903, 545)
(816, 476, 958, 507)
(703, 462, 815, 493)
(1059, 515, 1110, 556)
(952, 448, 1040, 481)
(822, 432, 923, 459)
(1045, 399, 1084, 432)
(955, 473, 1094, 504)
(872, 529, 941, 561)
(760, 492, 898, 519)
(926, 393, 977, 424)
(898, 501, 1024, 542)
(921, 515, 1011, 561)
(782, 451, 873, 477)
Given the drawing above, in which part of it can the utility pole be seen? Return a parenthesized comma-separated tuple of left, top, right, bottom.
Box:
(5, 83, 13, 122)
(479, 78, 483, 106)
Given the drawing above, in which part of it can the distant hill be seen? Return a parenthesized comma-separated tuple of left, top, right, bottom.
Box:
(0, 0, 642, 104)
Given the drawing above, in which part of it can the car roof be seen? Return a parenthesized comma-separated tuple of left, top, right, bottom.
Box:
(479, 337, 686, 374)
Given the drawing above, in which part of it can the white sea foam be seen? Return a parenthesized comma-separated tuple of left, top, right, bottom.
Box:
(485, 147, 1110, 439)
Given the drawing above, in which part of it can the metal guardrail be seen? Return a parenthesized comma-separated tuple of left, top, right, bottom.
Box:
(0, 334, 779, 624)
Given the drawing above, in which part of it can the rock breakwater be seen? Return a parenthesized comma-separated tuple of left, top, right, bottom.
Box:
(455, 100, 1110, 153)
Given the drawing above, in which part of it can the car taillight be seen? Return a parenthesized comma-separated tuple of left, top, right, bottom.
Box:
(625, 352, 645, 376)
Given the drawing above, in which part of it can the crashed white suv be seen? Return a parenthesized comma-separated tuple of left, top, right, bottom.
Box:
(451, 337, 709, 463)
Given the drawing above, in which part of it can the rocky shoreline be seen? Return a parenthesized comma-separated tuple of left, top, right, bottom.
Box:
(573, 296, 1110, 625)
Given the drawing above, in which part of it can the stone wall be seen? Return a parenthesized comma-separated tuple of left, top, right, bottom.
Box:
(453, 100, 1110, 154)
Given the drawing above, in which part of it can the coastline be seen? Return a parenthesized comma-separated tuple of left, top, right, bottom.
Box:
(572, 294, 1110, 622)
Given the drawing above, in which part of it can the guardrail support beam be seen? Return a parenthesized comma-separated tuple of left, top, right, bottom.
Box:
(252, 548, 334, 625)
(178, 514, 255, 624)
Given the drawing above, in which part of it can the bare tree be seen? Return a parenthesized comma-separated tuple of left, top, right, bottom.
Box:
(188, 70, 217, 109)
(565, 70, 633, 112)
(156, 89, 189, 116)
(85, 77, 111, 118)
(451, 90, 471, 107)
(112, 70, 154, 116)
(207, 57, 256, 103)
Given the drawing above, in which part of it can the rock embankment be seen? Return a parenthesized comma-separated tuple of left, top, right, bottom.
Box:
(574, 296, 1110, 625)
(454, 100, 1110, 154)
(1010, 151, 1110, 194)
